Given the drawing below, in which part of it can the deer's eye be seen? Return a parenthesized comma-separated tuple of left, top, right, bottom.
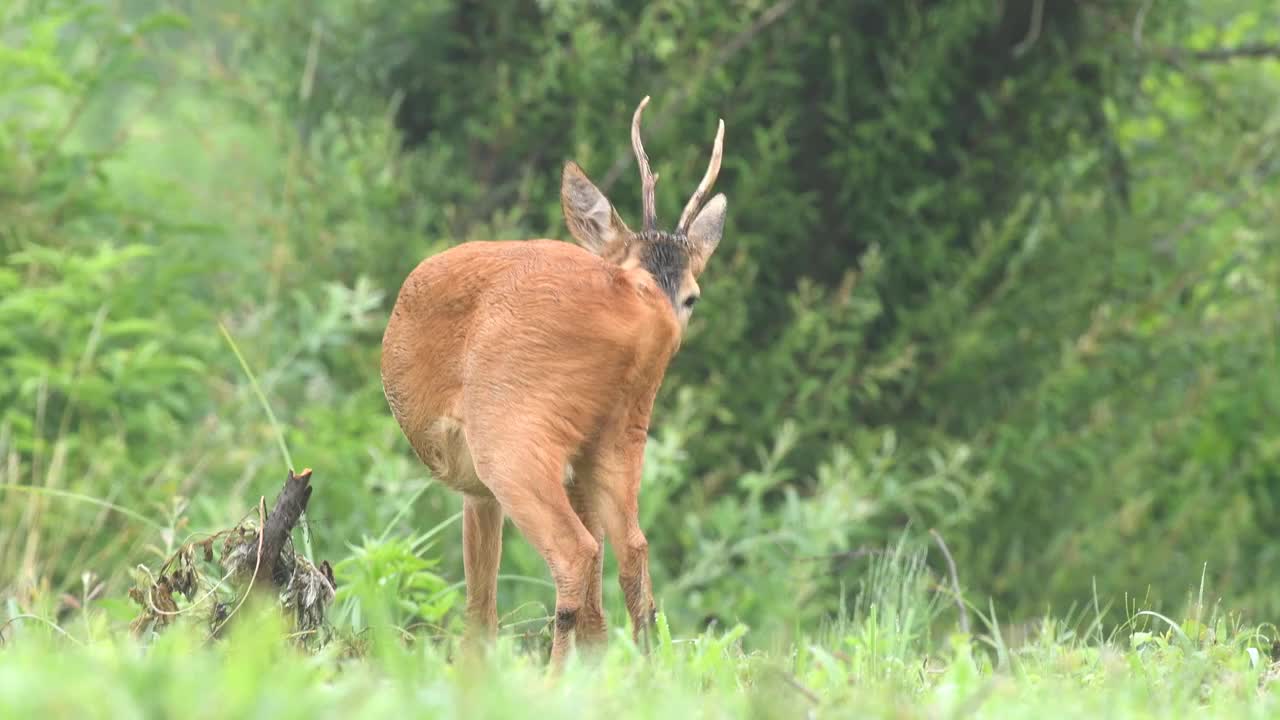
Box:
(683, 295, 700, 309)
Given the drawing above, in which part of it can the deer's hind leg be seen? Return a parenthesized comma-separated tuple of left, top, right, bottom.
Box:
(462, 494, 503, 644)
(467, 431, 600, 671)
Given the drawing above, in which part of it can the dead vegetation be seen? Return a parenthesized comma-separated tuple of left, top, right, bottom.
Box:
(128, 468, 337, 649)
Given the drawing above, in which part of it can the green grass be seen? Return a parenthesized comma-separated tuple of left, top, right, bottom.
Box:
(2, 539, 1279, 719)
(2, 600, 1278, 719)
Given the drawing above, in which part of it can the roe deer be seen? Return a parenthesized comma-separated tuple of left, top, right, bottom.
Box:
(379, 96, 727, 669)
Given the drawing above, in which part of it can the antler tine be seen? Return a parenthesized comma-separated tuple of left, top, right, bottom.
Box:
(631, 96, 659, 232)
(677, 118, 725, 233)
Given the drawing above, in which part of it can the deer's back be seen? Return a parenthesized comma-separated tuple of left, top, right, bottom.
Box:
(380, 239, 680, 494)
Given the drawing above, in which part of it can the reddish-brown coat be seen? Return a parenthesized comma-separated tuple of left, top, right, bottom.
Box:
(381, 239, 680, 495)
(380, 239, 681, 668)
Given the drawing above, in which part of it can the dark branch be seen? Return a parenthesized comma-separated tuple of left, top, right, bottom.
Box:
(1160, 44, 1280, 63)
(598, 0, 800, 193)
(773, 669, 820, 705)
(1012, 0, 1044, 57)
(930, 528, 970, 635)
(256, 468, 314, 589)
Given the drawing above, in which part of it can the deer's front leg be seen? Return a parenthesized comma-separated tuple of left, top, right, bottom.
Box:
(593, 424, 656, 652)
(567, 474, 608, 651)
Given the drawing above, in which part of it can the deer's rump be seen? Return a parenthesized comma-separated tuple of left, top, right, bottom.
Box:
(379, 239, 677, 498)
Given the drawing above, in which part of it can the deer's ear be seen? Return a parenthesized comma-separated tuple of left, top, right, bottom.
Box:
(561, 161, 631, 263)
(686, 193, 726, 276)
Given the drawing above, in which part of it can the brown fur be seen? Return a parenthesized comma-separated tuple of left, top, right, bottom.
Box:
(379, 100, 726, 671)
(380, 240, 679, 661)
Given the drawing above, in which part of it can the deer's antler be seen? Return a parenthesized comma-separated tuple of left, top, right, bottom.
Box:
(677, 118, 725, 233)
(631, 96, 660, 232)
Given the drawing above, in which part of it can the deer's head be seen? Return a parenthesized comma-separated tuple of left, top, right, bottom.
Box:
(560, 96, 727, 331)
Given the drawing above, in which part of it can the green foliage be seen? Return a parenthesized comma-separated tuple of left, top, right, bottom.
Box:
(332, 526, 463, 637)
(3, 564, 1280, 719)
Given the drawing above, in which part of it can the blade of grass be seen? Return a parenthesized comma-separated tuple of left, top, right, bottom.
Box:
(1134, 610, 1192, 644)
(0, 484, 164, 532)
(217, 320, 313, 563)
(0, 614, 86, 647)
(377, 479, 433, 544)
(409, 511, 463, 553)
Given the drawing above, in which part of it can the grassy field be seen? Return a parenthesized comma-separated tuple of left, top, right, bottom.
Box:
(2, 538, 1278, 719)
(2, 603, 1279, 719)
